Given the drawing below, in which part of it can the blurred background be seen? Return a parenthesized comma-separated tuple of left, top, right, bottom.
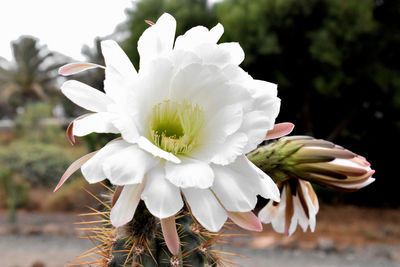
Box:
(0, 0, 399, 266)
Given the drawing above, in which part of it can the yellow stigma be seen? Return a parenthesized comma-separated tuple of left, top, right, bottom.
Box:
(149, 100, 204, 155)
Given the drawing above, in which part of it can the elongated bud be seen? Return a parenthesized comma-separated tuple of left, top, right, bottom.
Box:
(248, 136, 375, 191)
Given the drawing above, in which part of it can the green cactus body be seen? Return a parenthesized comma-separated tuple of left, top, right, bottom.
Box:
(107, 202, 218, 267)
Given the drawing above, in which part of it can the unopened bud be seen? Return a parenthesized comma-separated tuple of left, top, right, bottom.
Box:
(247, 136, 375, 192)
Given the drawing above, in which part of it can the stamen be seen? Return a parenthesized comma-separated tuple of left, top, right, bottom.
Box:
(149, 100, 204, 155)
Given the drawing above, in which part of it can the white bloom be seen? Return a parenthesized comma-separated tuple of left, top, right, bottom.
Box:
(58, 13, 281, 236)
(258, 180, 319, 236)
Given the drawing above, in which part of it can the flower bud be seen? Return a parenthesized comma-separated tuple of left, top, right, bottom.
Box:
(249, 136, 375, 236)
(247, 136, 375, 192)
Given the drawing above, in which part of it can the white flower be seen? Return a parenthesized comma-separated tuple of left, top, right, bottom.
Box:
(258, 180, 319, 236)
(57, 13, 281, 250)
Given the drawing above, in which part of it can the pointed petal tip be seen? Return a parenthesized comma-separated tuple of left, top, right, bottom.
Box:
(228, 211, 263, 232)
(53, 185, 61, 193)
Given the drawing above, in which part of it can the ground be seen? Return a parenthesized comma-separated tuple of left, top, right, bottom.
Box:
(0, 205, 399, 267)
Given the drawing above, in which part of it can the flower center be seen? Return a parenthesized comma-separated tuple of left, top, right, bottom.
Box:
(149, 100, 204, 155)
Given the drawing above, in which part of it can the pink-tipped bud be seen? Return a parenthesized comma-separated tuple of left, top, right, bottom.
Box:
(248, 136, 375, 192)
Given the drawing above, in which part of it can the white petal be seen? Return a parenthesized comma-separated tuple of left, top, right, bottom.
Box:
(141, 165, 183, 218)
(174, 23, 224, 51)
(103, 144, 159, 185)
(169, 49, 202, 71)
(212, 164, 258, 212)
(258, 201, 279, 224)
(137, 136, 181, 164)
(218, 42, 245, 65)
(243, 81, 281, 150)
(182, 188, 227, 232)
(101, 40, 137, 104)
(110, 183, 145, 227)
(288, 213, 299, 236)
(256, 171, 281, 203)
(269, 187, 287, 234)
(81, 140, 129, 183)
(170, 64, 247, 119)
(209, 23, 224, 43)
(174, 26, 212, 50)
(210, 132, 248, 165)
(218, 66, 281, 153)
(194, 43, 232, 67)
(232, 156, 280, 202)
(72, 112, 119, 136)
(293, 194, 308, 232)
(110, 113, 140, 144)
(241, 111, 275, 153)
(61, 80, 114, 112)
(165, 157, 214, 189)
(101, 40, 137, 77)
(203, 104, 243, 144)
(221, 64, 252, 85)
(169, 63, 227, 110)
(299, 180, 318, 231)
(250, 79, 278, 99)
(138, 13, 176, 69)
(132, 58, 174, 131)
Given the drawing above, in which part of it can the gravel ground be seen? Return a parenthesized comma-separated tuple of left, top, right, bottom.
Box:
(1, 210, 400, 267)
(1, 234, 399, 267)
(229, 246, 400, 267)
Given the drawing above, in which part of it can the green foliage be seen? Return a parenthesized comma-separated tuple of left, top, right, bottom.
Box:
(0, 142, 72, 186)
(14, 102, 64, 143)
(0, 169, 30, 223)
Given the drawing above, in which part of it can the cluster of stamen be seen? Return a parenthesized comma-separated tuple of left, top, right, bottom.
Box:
(149, 100, 204, 155)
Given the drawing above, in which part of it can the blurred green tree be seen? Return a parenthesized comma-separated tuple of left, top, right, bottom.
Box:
(0, 36, 64, 114)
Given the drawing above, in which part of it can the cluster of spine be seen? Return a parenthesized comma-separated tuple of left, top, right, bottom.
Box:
(72, 184, 239, 267)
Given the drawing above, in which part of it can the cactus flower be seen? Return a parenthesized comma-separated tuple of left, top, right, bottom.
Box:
(56, 13, 282, 253)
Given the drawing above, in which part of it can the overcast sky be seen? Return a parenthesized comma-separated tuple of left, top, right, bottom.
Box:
(0, 0, 221, 61)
